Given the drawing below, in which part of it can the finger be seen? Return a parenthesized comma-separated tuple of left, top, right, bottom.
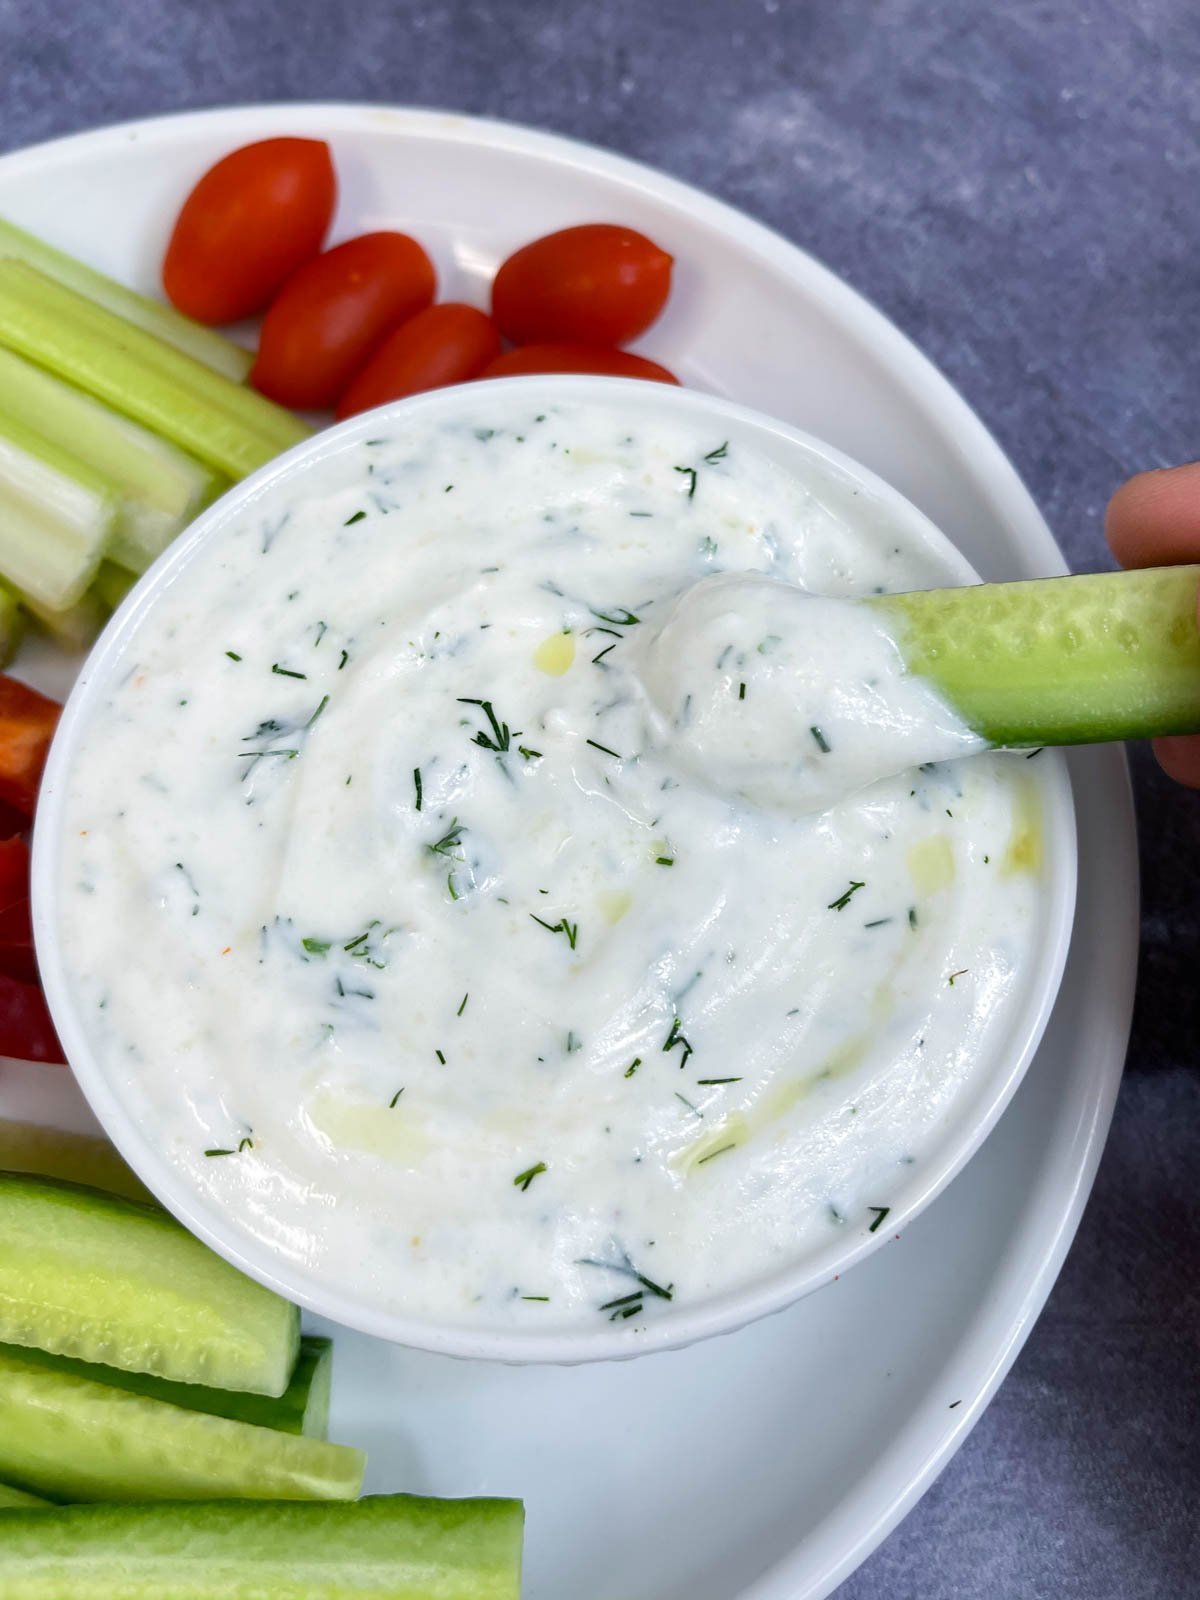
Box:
(1106, 462, 1200, 569)
(1151, 735, 1200, 788)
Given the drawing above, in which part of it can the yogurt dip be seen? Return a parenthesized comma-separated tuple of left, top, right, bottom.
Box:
(54, 390, 1051, 1335)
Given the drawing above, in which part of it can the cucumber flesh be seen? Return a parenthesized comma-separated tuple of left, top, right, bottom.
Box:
(872, 564, 1200, 746)
(0, 1480, 50, 1509)
(0, 1496, 524, 1599)
(0, 217, 255, 382)
(0, 1171, 299, 1396)
(0, 1344, 363, 1503)
(10, 1335, 333, 1439)
(0, 577, 24, 667)
(0, 1123, 155, 1207)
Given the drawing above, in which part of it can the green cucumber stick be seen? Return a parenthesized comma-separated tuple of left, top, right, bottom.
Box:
(0, 1481, 50, 1510)
(0, 415, 114, 611)
(0, 216, 254, 382)
(0, 1496, 525, 1600)
(0, 1344, 363, 1503)
(11, 1335, 334, 1440)
(0, 260, 309, 477)
(0, 347, 225, 574)
(0, 577, 25, 667)
(870, 564, 1200, 747)
(0, 1122, 155, 1208)
(0, 1171, 299, 1396)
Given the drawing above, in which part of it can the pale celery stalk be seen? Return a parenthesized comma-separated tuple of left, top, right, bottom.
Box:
(0, 348, 225, 574)
(0, 261, 309, 479)
(93, 561, 136, 612)
(0, 217, 253, 381)
(871, 565, 1200, 746)
(0, 1344, 364, 1503)
(0, 416, 114, 610)
(0, 1497, 525, 1599)
(20, 582, 113, 650)
(0, 577, 25, 666)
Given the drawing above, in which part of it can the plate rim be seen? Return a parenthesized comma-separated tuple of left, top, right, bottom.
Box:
(0, 102, 1138, 1599)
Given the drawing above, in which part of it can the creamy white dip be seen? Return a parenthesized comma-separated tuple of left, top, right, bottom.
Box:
(56, 395, 1047, 1332)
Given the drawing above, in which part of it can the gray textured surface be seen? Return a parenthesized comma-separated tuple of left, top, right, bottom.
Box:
(3, 1, 1198, 1594)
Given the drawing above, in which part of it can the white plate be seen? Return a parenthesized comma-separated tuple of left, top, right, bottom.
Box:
(0, 106, 1136, 1597)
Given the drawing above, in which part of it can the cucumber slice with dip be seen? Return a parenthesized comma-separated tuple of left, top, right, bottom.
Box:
(641, 564, 1200, 814)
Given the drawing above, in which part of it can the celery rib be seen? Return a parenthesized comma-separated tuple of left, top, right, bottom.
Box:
(0, 217, 253, 382)
(0, 423, 114, 611)
(0, 261, 308, 480)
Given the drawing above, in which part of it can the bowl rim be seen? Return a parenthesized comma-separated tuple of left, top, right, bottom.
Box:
(32, 375, 1078, 1364)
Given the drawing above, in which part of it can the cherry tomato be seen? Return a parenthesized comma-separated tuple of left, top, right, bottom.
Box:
(0, 835, 29, 913)
(251, 233, 437, 410)
(491, 225, 673, 348)
(335, 304, 502, 418)
(0, 973, 64, 1064)
(478, 344, 679, 384)
(163, 138, 337, 324)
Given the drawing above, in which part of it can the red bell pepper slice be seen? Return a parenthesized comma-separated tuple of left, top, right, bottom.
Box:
(0, 675, 61, 818)
(0, 896, 35, 983)
(0, 973, 64, 1063)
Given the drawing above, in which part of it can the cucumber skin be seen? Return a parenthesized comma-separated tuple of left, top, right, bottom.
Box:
(0, 1481, 50, 1509)
(0, 1344, 364, 1503)
(0, 1171, 299, 1397)
(874, 565, 1200, 746)
(4, 1335, 333, 1439)
(0, 1496, 524, 1599)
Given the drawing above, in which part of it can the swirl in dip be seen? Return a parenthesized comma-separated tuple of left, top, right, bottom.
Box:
(55, 392, 1051, 1333)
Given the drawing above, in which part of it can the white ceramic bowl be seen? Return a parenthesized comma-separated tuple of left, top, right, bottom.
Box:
(32, 376, 1077, 1363)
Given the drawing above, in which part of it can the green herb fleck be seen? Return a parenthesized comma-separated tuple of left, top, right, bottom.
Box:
(513, 1161, 547, 1192)
(867, 1205, 891, 1232)
(592, 643, 617, 666)
(427, 819, 466, 857)
(457, 992, 469, 1016)
(271, 663, 307, 679)
(458, 697, 519, 753)
(703, 441, 729, 464)
(225, 650, 242, 662)
(696, 1077, 742, 1085)
(810, 726, 831, 754)
(518, 745, 543, 760)
(624, 1056, 643, 1078)
(413, 767, 423, 811)
(435, 1048, 446, 1064)
(663, 1015, 695, 1068)
(738, 681, 746, 701)
(344, 510, 367, 525)
(530, 913, 579, 950)
(589, 606, 640, 627)
(675, 464, 698, 498)
(948, 969, 969, 986)
(586, 738, 621, 760)
(828, 881, 866, 911)
(304, 694, 330, 730)
(656, 856, 674, 866)
(388, 1088, 405, 1108)
(302, 937, 331, 956)
(696, 1142, 737, 1165)
(908, 906, 919, 929)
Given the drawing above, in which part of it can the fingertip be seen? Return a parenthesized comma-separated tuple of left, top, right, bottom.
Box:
(1151, 735, 1200, 789)
(1106, 462, 1200, 569)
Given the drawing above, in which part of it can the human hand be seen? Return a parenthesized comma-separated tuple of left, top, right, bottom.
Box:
(1106, 463, 1200, 787)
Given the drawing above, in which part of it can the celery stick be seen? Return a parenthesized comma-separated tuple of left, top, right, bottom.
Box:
(0, 1344, 364, 1502)
(0, 347, 225, 573)
(21, 587, 110, 652)
(0, 1122, 155, 1207)
(0, 1481, 50, 1510)
(873, 564, 1200, 746)
(0, 217, 253, 382)
(93, 561, 136, 611)
(11, 1336, 333, 1440)
(0, 261, 308, 477)
(0, 1172, 300, 1396)
(0, 1496, 525, 1599)
(0, 420, 113, 611)
(0, 577, 25, 666)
